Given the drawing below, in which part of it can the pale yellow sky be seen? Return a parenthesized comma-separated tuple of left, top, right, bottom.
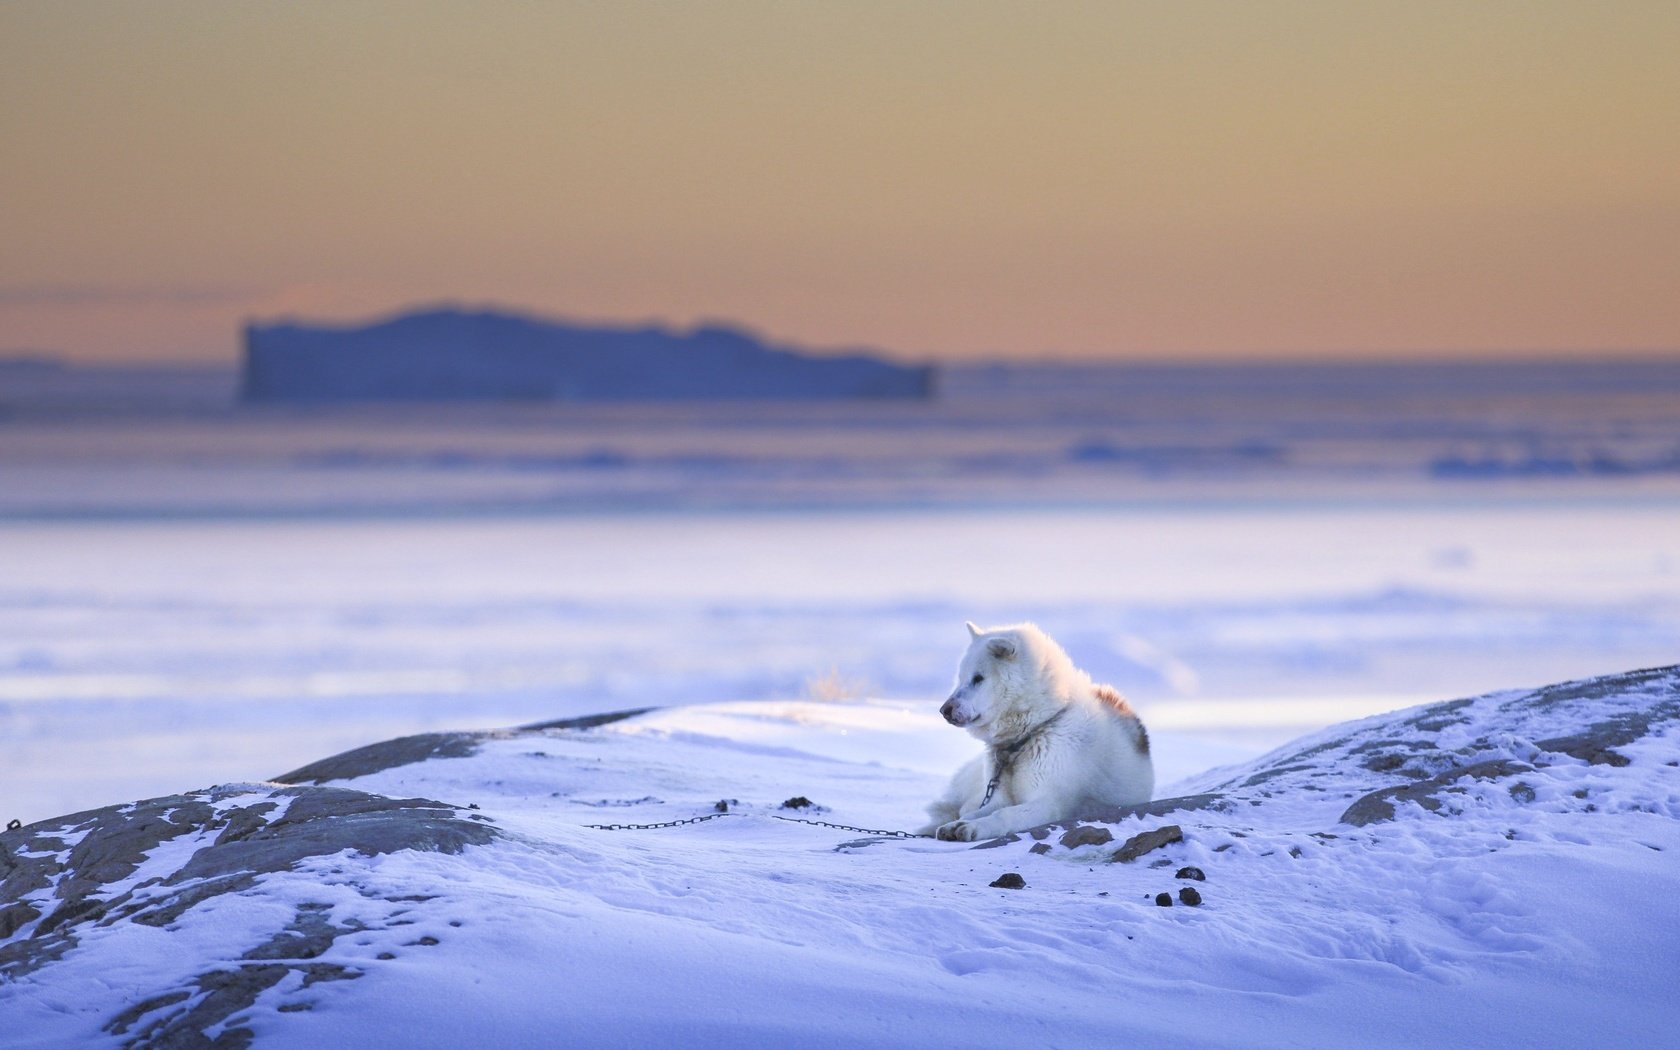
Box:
(2, 2, 1677, 363)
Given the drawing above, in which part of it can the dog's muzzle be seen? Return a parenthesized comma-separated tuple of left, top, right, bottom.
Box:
(940, 698, 968, 726)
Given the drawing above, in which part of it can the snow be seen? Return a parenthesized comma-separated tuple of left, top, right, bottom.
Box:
(4, 503, 1679, 823)
(3, 360, 1679, 1044)
(5, 680, 1679, 1048)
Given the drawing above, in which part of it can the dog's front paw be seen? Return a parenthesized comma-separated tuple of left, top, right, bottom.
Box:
(935, 820, 980, 842)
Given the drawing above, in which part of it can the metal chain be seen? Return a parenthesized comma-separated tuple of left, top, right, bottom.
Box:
(582, 812, 736, 832)
(584, 810, 930, 839)
(768, 814, 931, 839)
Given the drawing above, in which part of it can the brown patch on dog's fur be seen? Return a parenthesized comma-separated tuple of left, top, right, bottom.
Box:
(1094, 684, 1150, 755)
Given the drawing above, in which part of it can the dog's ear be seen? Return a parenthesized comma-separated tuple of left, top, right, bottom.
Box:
(986, 636, 1016, 660)
(965, 621, 982, 639)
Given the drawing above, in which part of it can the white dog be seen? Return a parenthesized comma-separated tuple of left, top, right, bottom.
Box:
(920, 622, 1154, 841)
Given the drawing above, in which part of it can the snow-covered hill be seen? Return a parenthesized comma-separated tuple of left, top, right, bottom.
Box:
(4, 666, 1678, 1048)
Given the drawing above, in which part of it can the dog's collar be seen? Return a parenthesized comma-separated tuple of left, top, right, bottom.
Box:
(979, 706, 1069, 808)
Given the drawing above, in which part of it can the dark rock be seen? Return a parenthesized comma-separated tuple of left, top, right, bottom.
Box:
(1509, 782, 1537, 803)
(0, 903, 41, 940)
(1362, 753, 1407, 773)
(989, 873, 1026, 889)
(990, 794, 1226, 846)
(1340, 759, 1533, 826)
(1531, 666, 1673, 707)
(780, 797, 815, 810)
(516, 707, 657, 732)
(1178, 887, 1203, 906)
(1175, 867, 1206, 881)
(4, 780, 493, 1043)
(1537, 734, 1631, 767)
(1059, 825, 1114, 849)
(1111, 825, 1183, 863)
(1404, 698, 1475, 733)
(1240, 764, 1317, 788)
(1063, 793, 1228, 825)
(1028, 843, 1052, 855)
(275, 732, 485, 785)
(1154, 893, 1173, 907)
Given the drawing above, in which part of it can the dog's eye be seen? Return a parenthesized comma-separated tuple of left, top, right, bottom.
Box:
(971, 673, 984, 685)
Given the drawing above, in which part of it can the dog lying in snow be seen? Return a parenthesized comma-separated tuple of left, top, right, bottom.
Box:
(920, 622, 1154, 841)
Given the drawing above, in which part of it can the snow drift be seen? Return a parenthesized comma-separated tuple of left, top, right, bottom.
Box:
(3, 667, 1678, 1048)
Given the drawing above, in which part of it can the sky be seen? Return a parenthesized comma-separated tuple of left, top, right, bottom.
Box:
(2, 2, 1677, 365)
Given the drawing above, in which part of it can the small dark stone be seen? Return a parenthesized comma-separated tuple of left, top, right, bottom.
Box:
(1178, 887, 1202, 906)
(1154, 892, 1173, 907)
(714, 799, 737, 813)
(989, 872, 1026, 889)
(277, 1003, 312, 1013)
(1175, 866, 1206, 881)
(407, 935, 439, 947)
(467, 803, 480, 810)
(376, 952, 396, 960)
(5, 819, 20, 832)
(1058, 825, 1114, 849)
(1213, 843, 1234, 852)
(1509, 782, 1537, 803)
(780, 797, 814, 810)
(1028, 843, 1052, 855)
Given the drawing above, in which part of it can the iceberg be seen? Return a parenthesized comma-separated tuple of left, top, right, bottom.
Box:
(240, 307, 934, 403)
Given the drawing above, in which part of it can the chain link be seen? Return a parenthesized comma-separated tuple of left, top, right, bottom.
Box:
(583, 810, 930, 839)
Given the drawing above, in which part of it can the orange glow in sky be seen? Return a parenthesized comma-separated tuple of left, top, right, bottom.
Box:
(2, 2, 1677, 363)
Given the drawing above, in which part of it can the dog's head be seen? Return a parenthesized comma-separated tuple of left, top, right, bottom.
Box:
(940, 621, 1046, 737)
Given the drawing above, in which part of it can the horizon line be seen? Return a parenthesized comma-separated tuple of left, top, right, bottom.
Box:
(11, 346, 1680, 373)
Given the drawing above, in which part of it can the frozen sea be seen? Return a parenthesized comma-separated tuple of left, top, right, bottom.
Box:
(3, 358, 1679, 824)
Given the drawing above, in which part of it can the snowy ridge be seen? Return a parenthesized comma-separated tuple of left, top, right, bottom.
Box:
(3, 668, 1679, 1048)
